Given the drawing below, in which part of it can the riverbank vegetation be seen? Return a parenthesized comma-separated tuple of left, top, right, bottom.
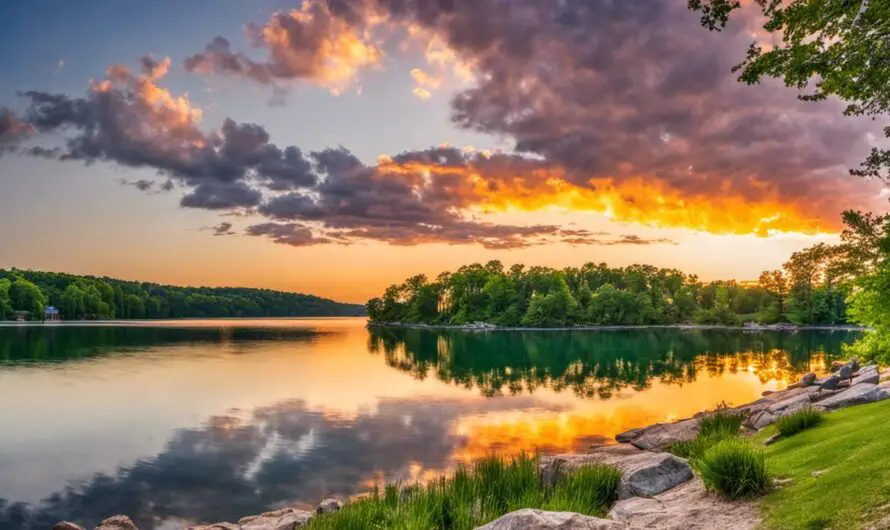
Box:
(306, 453, 620, 530)
(366, 210, 890, 364)
(0, 269, 363, 321)
(757, 399, 890, 529)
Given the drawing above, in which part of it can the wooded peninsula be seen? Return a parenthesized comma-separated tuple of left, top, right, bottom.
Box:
(0, 269, 364, 320)
(366, 211, 886, 335)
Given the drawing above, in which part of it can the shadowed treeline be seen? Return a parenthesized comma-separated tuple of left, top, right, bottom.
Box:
(0, 325, 321, 364)
(368, 328, 859, 399)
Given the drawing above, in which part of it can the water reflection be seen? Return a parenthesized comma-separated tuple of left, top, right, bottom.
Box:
(0, 396, 565, 530)
(0, 321, 862, 530)
(369, 328, 856, 398)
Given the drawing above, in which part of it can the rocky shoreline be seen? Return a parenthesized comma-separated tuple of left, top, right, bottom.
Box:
(55, 358, 886, 530)
(368, 321, 868, 333)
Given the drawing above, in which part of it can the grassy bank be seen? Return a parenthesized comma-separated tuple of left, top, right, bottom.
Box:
(756, 400, 890, 529)
(306, 453, 620, 530)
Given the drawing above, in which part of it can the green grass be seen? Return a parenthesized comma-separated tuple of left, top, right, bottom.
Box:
(774, 407, 825, 438)
(668, 408, 746, 462)
(305, 453, 621, 530)
(699, 409, 745, 438)
(697, 439, 770, 499)
(756, 399, 890, 529)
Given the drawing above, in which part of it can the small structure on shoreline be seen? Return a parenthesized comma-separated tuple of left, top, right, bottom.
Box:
(44, 306, 60, 322)
(13, 310, 29, 322)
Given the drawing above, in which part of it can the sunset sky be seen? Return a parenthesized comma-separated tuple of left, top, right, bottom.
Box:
(1, 0, 887, 303)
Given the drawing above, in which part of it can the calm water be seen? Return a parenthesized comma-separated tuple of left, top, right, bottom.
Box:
(0, 318, 859, 529)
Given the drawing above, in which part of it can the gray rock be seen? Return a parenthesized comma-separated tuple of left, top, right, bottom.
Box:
(474, 509, 623, 529)
(240, 508, 312, 530)
(763, 434, 781, 446)
(819, 376, 841, 390)
(96, 516, 138, 530)
(837, 364, 854, 381)
(743, 410, 776, 430)
(607, 497, 664, 521)
(540, 445, 642, 487)
(316, 499, 342, 515)
(800, 372, 817, 386)
(615, 426, 647, 443)
(852, 365, 880, 386)
(851, 357, 861, 373)
(53, 523, 85, 530)
(188, 524, 240, 530)
(629, 419, 699, 451)
(614, 452, 693, 499)
(767, 393, 814, 416)
(816, 383, 890, 411)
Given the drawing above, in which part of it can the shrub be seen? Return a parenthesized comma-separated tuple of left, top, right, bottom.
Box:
(699, 409, 745, 438)
(775, 407, 824, 437)
(698, 439, 770, 499)
(306, 453, 621, 530)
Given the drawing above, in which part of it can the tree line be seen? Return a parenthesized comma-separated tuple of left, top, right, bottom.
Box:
(366, 211, 882, 330)
(0, 269, 364, 321)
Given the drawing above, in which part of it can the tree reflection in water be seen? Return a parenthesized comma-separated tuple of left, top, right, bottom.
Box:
(368, 328, 857, 398)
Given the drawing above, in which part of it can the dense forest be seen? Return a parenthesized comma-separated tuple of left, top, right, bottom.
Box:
(367, 212, 883, 329)
(0, 269, 364, 320)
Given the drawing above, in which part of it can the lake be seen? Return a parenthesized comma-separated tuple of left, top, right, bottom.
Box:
(0, 318, 859, 529)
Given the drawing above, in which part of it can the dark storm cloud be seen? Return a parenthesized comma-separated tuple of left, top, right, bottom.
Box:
(180, 182, 263, 210)
(184, 37, 275, 85)
(182, 0, 885, 232)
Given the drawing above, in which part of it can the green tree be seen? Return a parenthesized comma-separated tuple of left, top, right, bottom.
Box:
(60, 284, 86, 320)
(689, 0, 890, 178)
(9, 278, 46, 319)
(0, 278, 11, 320)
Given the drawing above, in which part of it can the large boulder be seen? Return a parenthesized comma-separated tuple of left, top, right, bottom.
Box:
(629, 419, 699, 451)
(743, 410, 776, 430)
(96, 516, 138, 530)
(852, 365, 879, 386)
(474, 509, 623, 529)
(540, 445, 642, 487)
(819, 376, 841, 391)
(767, 393, 815, 416)
(817, 383, 890, 411)
(615, 426, 648, 443)
(614, 452, 693, 499)
(239, 508, 313, 530)
(52, 523, 85, 530)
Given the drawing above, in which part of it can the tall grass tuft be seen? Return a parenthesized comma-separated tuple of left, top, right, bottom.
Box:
(305, 453, 621, 530)
(698, 408, 745, 438)
(698, 439, 770, 499)
(775, 407, 824, 437)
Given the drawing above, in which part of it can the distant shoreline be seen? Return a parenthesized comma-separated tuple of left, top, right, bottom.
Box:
(0, 316, 367, 327)
(368, 321, 868, 332)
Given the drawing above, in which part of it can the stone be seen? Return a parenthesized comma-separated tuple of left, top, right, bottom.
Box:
(188, 524, 240, 530)
(743, 410, 776, 430)
(852, 365, 880, 386)
(613, 478, 761, 530)
(96, 516, 138, 530)
(615, 426, 647, 443)
(851, 357, 861, 373)
(53, 523, 85, 530)
(800, 372, 817, 386)
(761, 390, 775, 397)
(773, 478, 793, 486)
(239, 508, 313, 530)
(812, 470, 827, 477)
(614, 452, 693, 499)
(540, 445, 642, 487)
(629, 418, 699, 451)
(763, 434, 781, 446)
(767, 393, 814, 416)
(607, 497, 664, 521)
(816, 383, 890, 411)
(819, 376, 841, 391)
(315, 499, 342, 515)
(474, 509, 623, 529)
